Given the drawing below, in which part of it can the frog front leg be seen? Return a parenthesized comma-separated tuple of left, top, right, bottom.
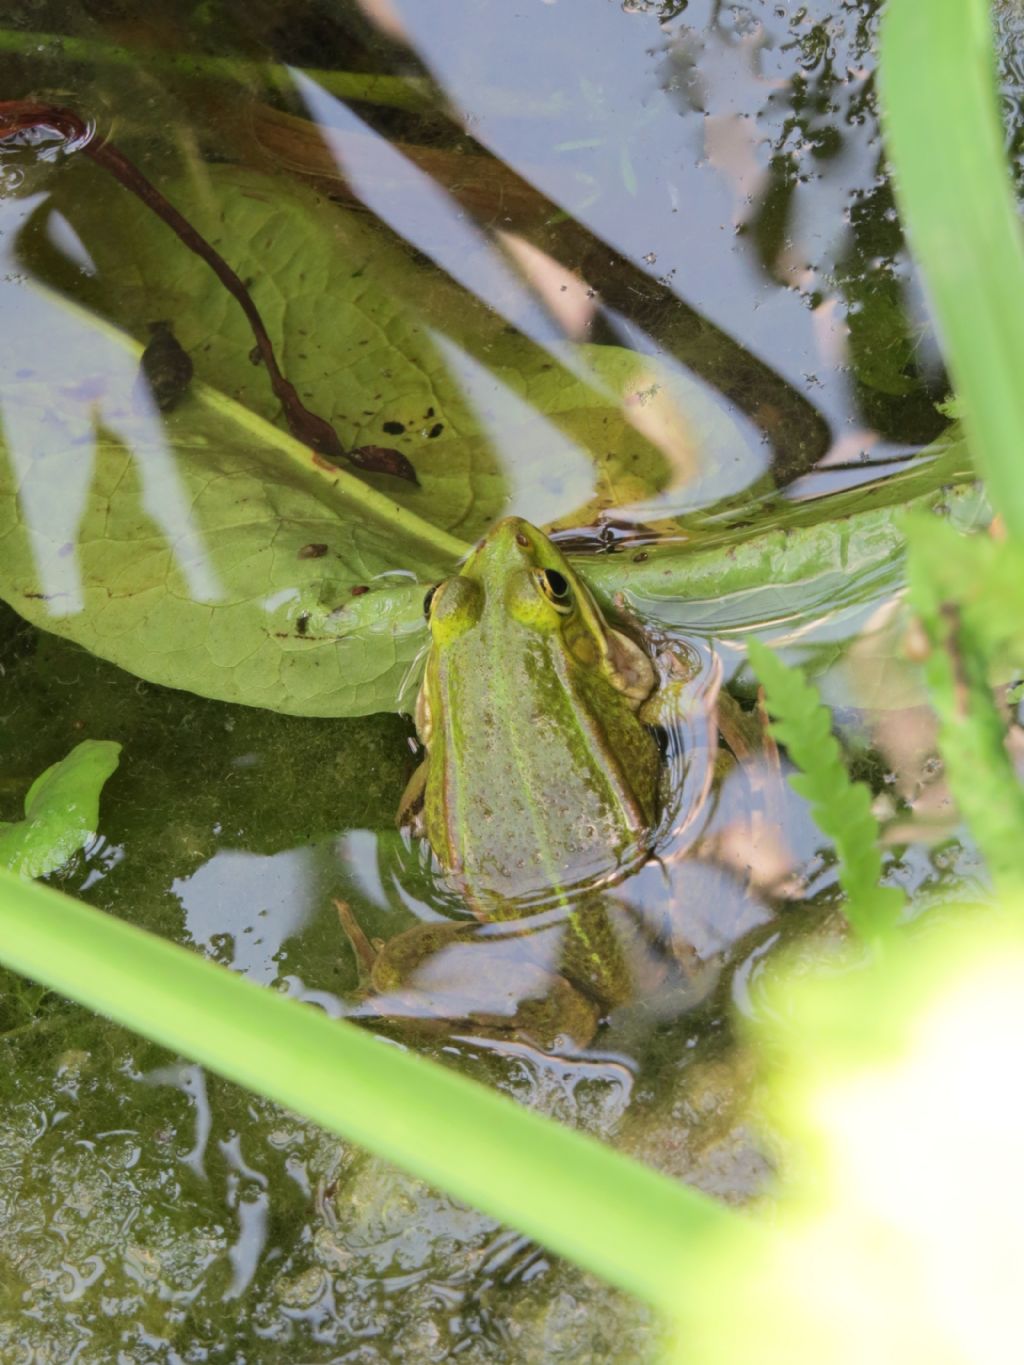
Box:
(637, 638, 714, 729)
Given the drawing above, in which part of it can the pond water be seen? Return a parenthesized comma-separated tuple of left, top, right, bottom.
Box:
(0, 0, 1012, 1359)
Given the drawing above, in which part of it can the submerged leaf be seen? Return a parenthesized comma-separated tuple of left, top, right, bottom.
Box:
(0, 739, 121, 878)
(0, 164, 750, 716)
(0, 294, 465, 717)
(579, 450, 981, 635)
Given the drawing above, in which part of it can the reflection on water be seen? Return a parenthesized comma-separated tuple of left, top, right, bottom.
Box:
(0, 0, 1000, 1356)
(291, 66, 569, 346)
(0, 197, 223, 615)
(174, 845, 323, 981)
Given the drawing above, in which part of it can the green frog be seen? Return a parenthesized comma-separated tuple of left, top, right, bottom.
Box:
(338, 515, 705, 1048)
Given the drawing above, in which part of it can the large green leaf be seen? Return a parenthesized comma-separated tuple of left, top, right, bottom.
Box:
(32, 162, 745, 539)
(0, 161, 755, 716)
(0, 157, 974, 719)
(0, 290, 467, 716)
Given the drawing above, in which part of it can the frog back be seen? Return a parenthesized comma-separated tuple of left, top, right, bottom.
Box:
(423, 612, 660, 909)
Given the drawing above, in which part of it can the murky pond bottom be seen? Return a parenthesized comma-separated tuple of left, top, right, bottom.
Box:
(2, 611, 785, 1359)
(0, 0, 1011, 1358)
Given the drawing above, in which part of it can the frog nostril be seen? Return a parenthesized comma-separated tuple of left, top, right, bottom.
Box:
(515, 531, 530, 548)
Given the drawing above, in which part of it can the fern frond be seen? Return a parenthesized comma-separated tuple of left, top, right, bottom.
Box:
(746, 639, 904, 943)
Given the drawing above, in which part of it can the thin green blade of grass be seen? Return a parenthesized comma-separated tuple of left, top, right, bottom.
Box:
(880, 0, 1024, 540)
(905, 516, 1024, 892)
(900, 514, 1024, 664)
(747, 639, 904, 943)
(913, 604, 1024, 894)
(0, 865, 742, 1313)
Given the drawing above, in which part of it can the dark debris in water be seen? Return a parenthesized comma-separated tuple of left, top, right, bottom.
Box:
(346, 442, 420, 484)
(139, 319, 194, 412)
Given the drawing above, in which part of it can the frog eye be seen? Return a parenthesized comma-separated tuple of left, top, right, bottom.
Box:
(535, 567, 573, 614)
(424, 576, 483, 642)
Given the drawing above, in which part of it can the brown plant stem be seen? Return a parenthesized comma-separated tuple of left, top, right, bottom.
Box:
(0, 99, 417, 483)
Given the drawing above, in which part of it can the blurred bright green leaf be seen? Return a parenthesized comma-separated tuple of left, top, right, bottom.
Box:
(905, 514, 1024, 663)
(674, 909, 1024, 1363)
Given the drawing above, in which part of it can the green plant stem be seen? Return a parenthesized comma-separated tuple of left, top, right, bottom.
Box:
(0, 865, 744, 1313)
(880, 0, 1024, 541)
(0, 26, 438, 115)
(904, 526, 1024, 893)
(577, 461, 979, 610)
(920, 608, 1024, 893)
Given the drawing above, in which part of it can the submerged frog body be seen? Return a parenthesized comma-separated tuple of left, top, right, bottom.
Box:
(341, 516, 698, 1047)
(414, 517, 662, 900)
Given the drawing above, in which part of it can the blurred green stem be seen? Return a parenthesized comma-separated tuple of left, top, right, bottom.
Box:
(881, 0, 1024, 540)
